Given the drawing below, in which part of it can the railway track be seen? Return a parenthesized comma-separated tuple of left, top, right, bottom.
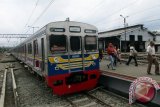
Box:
(92, 88, 146, 107)
(64, 87, 144, 107)
(121, 53, 160, 63)
(0, 69, 6, 107)
(11, 61, 145, 107)
(0, 63, 17, 107)
(0, 55, 150, 107)
(65, 92, 111, 107)
(103, 53, 160, 64)
(4, 67, 15, 107)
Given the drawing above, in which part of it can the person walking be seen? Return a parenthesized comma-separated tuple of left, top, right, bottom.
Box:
(147, 41, 160, 75)
(126, 43, 138, 66)
(107, 43, 116, 70)
(117, 47, 121, 64)
(113, 46, 118, 66)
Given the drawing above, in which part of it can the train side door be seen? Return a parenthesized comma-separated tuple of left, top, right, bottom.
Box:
(41, 38, 45, 71)
(33, 40, 39, 67)
(69, 36, 83, 72)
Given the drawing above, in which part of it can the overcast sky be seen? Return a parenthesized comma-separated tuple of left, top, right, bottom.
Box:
(0, 0, 160, 46)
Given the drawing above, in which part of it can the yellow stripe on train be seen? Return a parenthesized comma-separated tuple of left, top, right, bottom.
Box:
(84, 54, 99, 60)
(56, 61, 94, 70)
(48, 54, 99, 64)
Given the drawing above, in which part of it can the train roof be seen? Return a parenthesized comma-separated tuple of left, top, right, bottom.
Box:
(13, 21, 97, 49)
(47, 21, 97, 28)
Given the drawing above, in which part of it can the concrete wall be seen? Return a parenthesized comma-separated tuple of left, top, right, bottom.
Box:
(155, 35, 160, 41)
(98, 26, 154, 52)
(120, 27, 153, 41)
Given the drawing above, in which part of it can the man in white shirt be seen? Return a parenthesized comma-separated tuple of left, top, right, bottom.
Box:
(147, 41, 159, 75)
(126, 43, 138, 66)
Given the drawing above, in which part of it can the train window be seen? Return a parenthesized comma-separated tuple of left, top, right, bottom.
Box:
(84, 29, 96, 33)
(85, 36, 97, 51)
(69, 26, 81, 33)
(50, 35, 67, 53)
(27, 43, 32, 54)
(70, 36, 81, 51)
(50, 28, 65, 32)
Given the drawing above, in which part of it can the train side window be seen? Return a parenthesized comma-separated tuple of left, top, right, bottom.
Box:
(33, 40, 38, 55)
(85, 36, 97, 51)
(27, 43, 32, 54)
(70, 36, 81, 51)
(50, 35, 67, 53)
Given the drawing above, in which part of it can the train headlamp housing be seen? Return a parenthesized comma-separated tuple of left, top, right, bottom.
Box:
(91, 55, 96, 60)
(54, 57, 59, 63)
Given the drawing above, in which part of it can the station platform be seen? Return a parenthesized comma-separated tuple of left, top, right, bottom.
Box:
(99, 59, 160, 106)
(100, 60, 160, 83)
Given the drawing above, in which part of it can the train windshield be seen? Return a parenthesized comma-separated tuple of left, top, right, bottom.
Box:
(50, 35, 67, 53)
(70, 36, 81, 51)
(85, 36, 97, 51)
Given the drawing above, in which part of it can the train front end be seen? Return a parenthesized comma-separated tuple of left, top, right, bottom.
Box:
(46, 21, 100, 95)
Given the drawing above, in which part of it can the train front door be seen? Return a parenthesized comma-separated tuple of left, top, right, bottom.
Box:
(69, 36, 83, 72)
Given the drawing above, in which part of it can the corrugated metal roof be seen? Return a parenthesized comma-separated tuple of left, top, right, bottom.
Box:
(98, 26, 141, 38)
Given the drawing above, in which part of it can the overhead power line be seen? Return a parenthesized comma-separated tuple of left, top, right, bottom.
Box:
(25, 0, 56, 34)
(24, 0, 40, 27)
(129, 4, 160, 17)
(75, 0, 106, 21)
(0, 34, 31, 38)
(139, 18, 160, 24)
(96, 2, 160, 31)
(99, 17, 160, 32)
(94, 0, 138, 25)
(31, 0, 56, 26)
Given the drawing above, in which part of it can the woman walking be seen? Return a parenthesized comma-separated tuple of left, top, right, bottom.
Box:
(107, 43, 116, 70)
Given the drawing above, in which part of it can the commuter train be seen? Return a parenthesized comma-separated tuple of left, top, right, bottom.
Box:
(12, 20, 100, 95)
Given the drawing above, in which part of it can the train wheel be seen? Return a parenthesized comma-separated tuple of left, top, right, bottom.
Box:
(37, 74, 42, 81)
(41, 76, 45, 82)
(30, 70, 34, 74)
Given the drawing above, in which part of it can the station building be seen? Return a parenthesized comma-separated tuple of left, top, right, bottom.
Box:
(98, 24, 155, 52)
(154, 33, 160, 52)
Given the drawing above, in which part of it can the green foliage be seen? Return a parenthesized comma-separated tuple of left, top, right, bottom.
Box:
(0, 47, 11, 53)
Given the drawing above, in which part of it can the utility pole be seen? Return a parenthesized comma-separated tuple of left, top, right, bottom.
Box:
(120, 15, 129, 52)
(28, 26, 39, 34)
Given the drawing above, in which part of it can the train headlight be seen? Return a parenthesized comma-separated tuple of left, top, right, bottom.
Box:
(91, 55, 96, 60)
(54, 57, 59, 63)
